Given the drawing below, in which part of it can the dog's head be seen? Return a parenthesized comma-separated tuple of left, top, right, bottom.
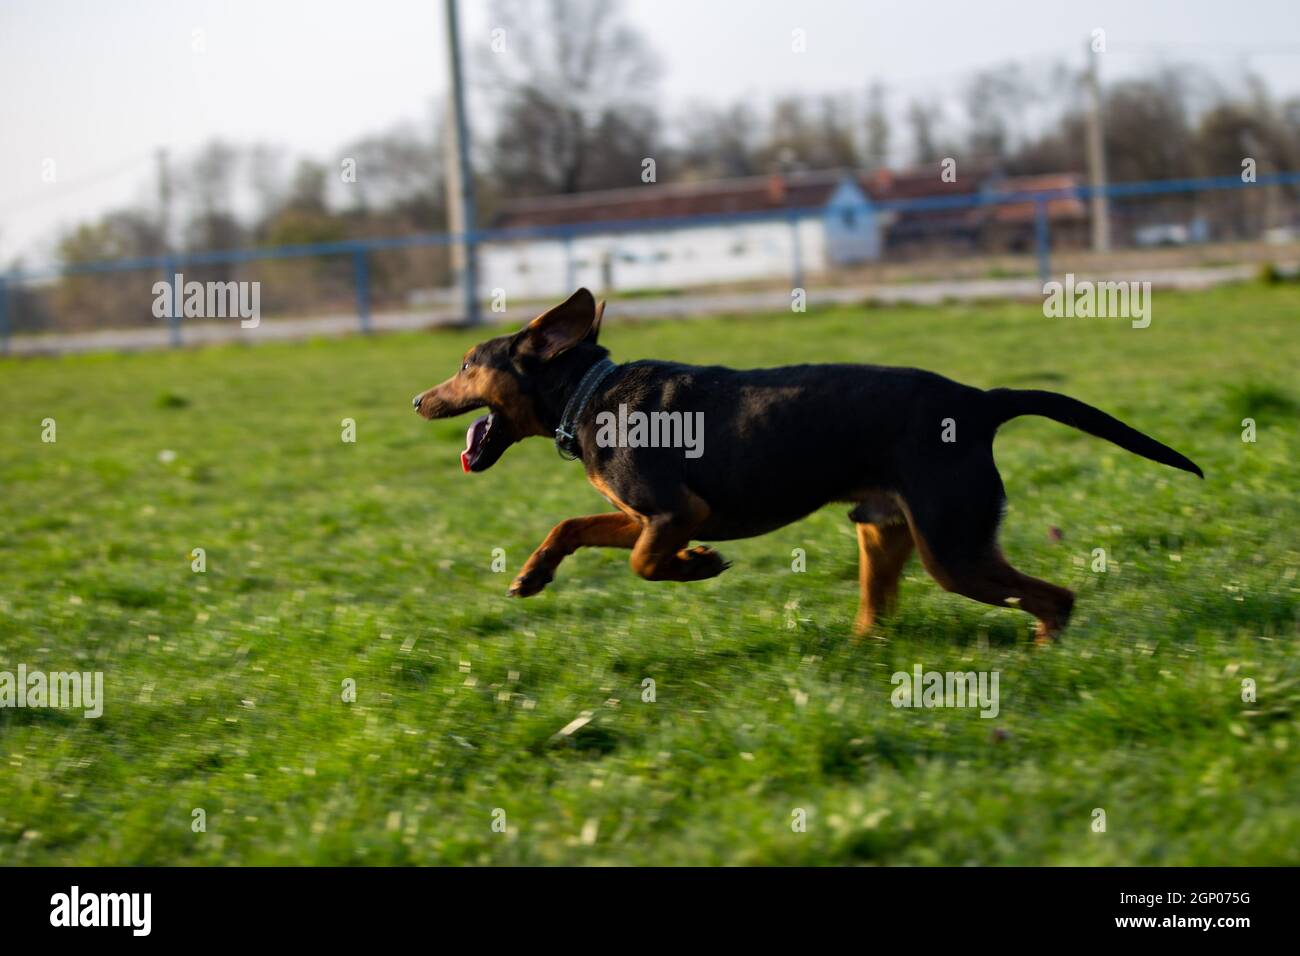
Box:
(412, 288, 606, 473)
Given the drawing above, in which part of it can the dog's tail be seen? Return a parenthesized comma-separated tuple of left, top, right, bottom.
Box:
(985, 388, 1204, 478)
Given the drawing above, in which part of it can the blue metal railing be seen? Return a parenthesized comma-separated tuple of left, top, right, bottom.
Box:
(2, 170, 1297, 352)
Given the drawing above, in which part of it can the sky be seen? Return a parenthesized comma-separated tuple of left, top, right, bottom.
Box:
(2, 0, 1299, 266)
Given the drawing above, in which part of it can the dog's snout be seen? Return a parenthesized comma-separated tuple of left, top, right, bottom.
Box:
(411, 394, 423, 411)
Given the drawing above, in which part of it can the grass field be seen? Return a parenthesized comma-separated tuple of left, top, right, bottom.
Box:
(1, 283, 1297, 865)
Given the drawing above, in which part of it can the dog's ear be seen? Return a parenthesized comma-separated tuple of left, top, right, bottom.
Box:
(586, 299, 606, 344)
(514, 288, 599, 361)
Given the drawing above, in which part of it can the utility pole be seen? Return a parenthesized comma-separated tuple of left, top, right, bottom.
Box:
(156, 147, 172, 254)
(1084, 36, 1111, 253)
(443, 0, 481, 325)
(156, 146, 182, 343)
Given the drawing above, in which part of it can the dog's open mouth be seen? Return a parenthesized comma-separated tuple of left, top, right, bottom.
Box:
(460, 412, 512, 473)
(461, 413, 492, 473)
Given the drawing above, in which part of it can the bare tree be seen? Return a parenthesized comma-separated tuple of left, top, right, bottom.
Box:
(55, 210, 166, 330)
(906, 99, 945, 165)
(675, 102, 763, 180)
(337, 121, 444, 216)
(964, 64, 1038, 159)
(181, 140, 244, 252)
(864, 81, 890, 170)
(184, 141, 239, 217)
(759, 95, 859, 171)
(1104, 71, 1197, 182)
(248, 143, 289, 228)
(481, 0, 663, 196)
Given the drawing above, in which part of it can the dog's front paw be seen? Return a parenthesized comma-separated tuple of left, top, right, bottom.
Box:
(509, 565, 554, 598)
(676, 545, 730, 581)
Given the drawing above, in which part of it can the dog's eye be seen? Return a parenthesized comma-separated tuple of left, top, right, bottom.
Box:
(461, 361, 471, 372)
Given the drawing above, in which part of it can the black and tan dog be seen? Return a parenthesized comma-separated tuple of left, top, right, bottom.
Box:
(413, 288, 1202, 642)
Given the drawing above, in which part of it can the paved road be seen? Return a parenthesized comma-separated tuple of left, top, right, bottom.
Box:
(2, 264, 1260, 357)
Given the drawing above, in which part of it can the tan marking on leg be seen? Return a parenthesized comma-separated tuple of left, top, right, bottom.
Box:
(585, 476, 723, 583)
(587, 473, 647, 522)
(853, 520, 914, 638)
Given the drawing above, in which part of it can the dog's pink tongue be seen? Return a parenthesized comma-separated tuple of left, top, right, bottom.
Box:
(461, 414, 490, 474)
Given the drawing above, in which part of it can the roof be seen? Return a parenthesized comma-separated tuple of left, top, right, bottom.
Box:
(491, 171, 853, 229)
(862, 162, 997, 202)
(982, 173, 1088, 224)
(489, 166, 1088, 231)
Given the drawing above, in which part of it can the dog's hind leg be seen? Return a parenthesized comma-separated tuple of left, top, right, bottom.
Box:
(629, 514, 731, 583)
(939, 550, 1075, 644)
(900, 452, 1074, 643)
(848, 495, 914, 638)
(510, 512, 641, 597)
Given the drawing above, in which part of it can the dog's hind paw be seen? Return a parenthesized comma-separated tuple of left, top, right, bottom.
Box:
(509, 566, 553, 598)
(676, 545, 730, 581)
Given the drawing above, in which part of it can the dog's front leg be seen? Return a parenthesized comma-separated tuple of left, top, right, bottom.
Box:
(509, 512, 642, 597)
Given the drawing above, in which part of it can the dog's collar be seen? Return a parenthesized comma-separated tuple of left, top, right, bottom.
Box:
(555, 358, 619, 461)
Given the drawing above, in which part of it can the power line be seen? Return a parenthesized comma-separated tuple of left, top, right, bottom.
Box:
(0, 150, 155, 215)
(866, 46, 1080, 99)
(1110, 42, 1300, 57)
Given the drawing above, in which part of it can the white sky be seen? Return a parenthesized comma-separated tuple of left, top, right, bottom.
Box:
(3, 0, 1299, 266)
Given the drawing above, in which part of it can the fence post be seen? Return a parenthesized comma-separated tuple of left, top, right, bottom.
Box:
(353, 250, 371, 333)
(0, 274, 10, 355)
(164, 257, 182, 347)
(1034, 199, 1051, 284)
(564, 231, 575, 292)
(789, 213, 804, 294)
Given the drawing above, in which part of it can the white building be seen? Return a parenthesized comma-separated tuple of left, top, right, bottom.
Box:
(480, 171, 881, 300)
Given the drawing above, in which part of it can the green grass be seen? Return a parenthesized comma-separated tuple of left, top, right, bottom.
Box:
(1, 284, 1297, 865)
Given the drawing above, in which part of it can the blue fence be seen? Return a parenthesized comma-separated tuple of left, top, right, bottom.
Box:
(2, 170, 1298, 352)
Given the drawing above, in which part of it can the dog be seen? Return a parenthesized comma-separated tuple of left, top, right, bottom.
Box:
(412, 288, 1202, 642)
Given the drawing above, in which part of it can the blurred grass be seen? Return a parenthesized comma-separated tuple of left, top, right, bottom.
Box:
(0, 283, 1297, 865)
